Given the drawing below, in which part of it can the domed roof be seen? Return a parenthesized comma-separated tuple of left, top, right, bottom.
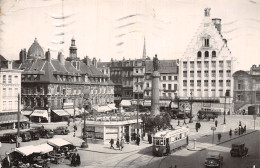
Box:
(27, 38, 44, 59)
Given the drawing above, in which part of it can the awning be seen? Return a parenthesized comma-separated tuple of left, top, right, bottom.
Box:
(47, 138, 71, 147)
(120, 100, 131, 107)
(15, 145, 36, 156)
(63, 136, 85, 147)
(143, 100, 151, 107)
(34, 143, 53, 154)
(0, 113, 29, 124)
(52, 110, 69, 116)
(64, 109, 81, 116)
(92, 105, 111, 112)
(21, 111, 32, 116)
(31, 110, 48, 119)
(108, 104, 117, 110)
(160, 100, 171, 107)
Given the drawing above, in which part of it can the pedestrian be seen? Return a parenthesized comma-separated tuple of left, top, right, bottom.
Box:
(215, 119, 218, 127)
(67, 119, 70, 126)
(195, 122, 198, 132)
(74, 124, 77, 132)
(198, 122, 201, 129)
(183, 119, 186, 125)
(109, 138, 114, 149)
(76, 153, 81, 166)
(148, 134, 152, 144)
(41, 125, 44, 129)
(177, 120, 180, 126)
(238, 127, 241, 135)
(120, 138, 124, 151)
(116, 139, 120, 150)
(126, 134, 130, 144)
(217, 133, 221, 142)
(244, 125, 246, 133)
(166, 142, 170, 155)
(71, 153, 76, 166)
(229, 129, 232, 138)
(239, 121, 242, 127)
(136, 135, 140, 146)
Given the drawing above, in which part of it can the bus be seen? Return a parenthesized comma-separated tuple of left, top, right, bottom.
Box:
(152, 127, 189, 157)
(197, 108, 223, 120)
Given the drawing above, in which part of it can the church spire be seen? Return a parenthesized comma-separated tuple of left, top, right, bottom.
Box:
(142, 37, 146, 60)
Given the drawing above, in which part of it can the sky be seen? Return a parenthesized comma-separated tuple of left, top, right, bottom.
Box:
(0, 0, 260, 71)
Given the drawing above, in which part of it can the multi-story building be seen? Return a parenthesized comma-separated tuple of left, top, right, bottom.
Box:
(233, 65, 260, 113)
(97, 61, 110, 78)
(0, 55, 28, 129)
(179, 8, 235, 104)
(16, 38, 114, 122)
(144, 60, 178, 110)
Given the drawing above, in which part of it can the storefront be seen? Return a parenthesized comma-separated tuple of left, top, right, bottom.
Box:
(0, 112, 29, 130)
(51, 110, 70, 122)
(30, 109, 48, 123)
(82, 119, 143, 144)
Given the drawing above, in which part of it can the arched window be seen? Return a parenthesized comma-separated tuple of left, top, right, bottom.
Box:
(212, 51, 216, 57)
(197, 51, 202, 58)
(205, 51, 209, 58)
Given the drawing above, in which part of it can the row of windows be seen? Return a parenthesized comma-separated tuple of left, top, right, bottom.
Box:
(2, 101, 18, 111)
(2, 88, 19, 97)
(183, 80, 231, 87)
(183, 60, 231, 68)
(183, 70, 231, 77)
(162, 84, 178, 90)
(161, 76, 178, 81)
(197, 51, 216, 58)
(2, 75, 18, 84)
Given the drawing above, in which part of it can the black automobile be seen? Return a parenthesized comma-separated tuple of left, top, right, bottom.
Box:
(20, 131, 32, 142)
(26, 130, 40, 140)
(0, 133, 17, 143)
(32, 127, 54, 139)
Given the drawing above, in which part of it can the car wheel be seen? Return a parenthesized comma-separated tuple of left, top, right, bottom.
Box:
(61, 132, 64, 135)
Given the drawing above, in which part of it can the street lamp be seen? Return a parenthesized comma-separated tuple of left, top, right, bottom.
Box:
(223, 90, 230, 124)
(135, 81, 144, 136)
(189, 92, 193, 123)
(81, 90, 90, 148)
(174, 93, 180, 125)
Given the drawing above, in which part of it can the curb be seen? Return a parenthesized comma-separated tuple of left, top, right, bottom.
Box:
(78, 145, 153, 154)
(187, 130, 258, 151)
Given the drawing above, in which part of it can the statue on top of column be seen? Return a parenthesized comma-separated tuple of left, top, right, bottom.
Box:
(153, 54, 160, 72)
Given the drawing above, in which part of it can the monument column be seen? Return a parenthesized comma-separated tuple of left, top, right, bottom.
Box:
(151, 54, 160, 116)
(151, 71, 160, 116)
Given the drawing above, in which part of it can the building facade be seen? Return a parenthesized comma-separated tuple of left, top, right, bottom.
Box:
(178, 8, 235, 102)
(17, 38, 114, 122)
(0, 55, 28, 129)
(233, 65, 260, 113)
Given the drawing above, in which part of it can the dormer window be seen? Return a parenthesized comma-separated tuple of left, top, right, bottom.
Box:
(204, 38, 210, 47)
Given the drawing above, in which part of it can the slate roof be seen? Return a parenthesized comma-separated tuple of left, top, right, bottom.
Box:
(97, 62, 110, 68)
(145, 60, 178, 74)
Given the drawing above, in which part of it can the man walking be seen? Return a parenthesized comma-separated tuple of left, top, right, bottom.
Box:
(215, 119, 218, 127)
(195, 122, 199, 132)
(217, 133, 222, 142)
(110, 138, 114, 149)
(229, 129, 232, 138)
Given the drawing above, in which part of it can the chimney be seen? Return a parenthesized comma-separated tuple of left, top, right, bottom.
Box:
(212, 18, 222, 34)
(204, 8, 211, 17)
(58, 52, 65, 65)
(7, 61, 13, 69)
(45, 49, 51, 62)
(92, 57, 97, 67)
(83, 56, 91, 66)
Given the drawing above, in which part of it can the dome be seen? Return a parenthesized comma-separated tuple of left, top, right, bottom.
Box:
(27, 38, 44, 59)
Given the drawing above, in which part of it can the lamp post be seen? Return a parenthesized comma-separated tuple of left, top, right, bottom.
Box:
(81, 90, 90, 148)
(174, 93, 180, 125)
(135, 81, 144, 136)
(189, 92, 193, 123)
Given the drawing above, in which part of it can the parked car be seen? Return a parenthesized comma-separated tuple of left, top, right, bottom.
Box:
(32, 127, 54, 139)
(205, 151, 223, 168)
(26, 130, 40, 140)
(230, 142, 248, 157)
(0, 133, 17, 143)
(20, 131, 32, 142)
(53, 126, 70, 135)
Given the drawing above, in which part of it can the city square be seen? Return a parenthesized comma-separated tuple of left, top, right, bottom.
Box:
(1, 0, 260, 168)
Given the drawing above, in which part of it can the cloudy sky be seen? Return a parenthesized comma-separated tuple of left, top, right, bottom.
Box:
(0, 0, 260, 71)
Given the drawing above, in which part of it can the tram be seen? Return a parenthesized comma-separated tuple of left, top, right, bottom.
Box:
(152, 127, 189, 157)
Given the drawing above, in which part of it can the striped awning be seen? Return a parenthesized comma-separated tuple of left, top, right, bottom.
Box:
(31, 110, 48, 119)
(0, 113, 29, 124)
(52, 110, 69, 116)
(64, 109, 81, 116)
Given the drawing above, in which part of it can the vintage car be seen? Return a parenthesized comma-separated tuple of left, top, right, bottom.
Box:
(205, 151, 223, 168)
(20, 131, 32, 142)
(0, 133, 17, 143)
(32, 127, 54, 138)
(230, 142, 248, 157)
(53, 126, 70, 135)
(26, 130, 40, 140)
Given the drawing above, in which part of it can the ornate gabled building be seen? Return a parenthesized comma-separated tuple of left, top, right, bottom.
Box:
(179, 8, 235, 103)
(17, 38, 114, 122)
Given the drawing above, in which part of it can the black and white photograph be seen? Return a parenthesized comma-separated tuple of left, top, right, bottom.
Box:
(0, 0, 260, 167)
